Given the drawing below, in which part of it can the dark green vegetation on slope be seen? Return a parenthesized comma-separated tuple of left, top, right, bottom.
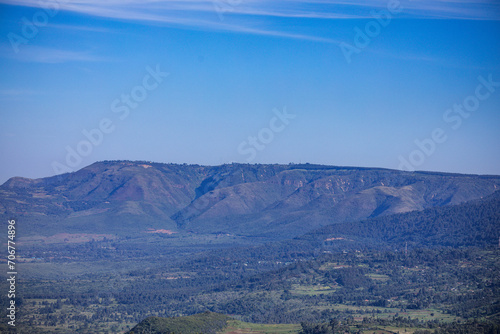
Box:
(127, 312, 230, 334)
(0, 161, 498, 333)
(299, 189, 500, 249)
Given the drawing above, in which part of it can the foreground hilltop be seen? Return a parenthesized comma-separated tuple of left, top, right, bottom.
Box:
(1, 161, 499, 238)
(127, 312, 230, 334)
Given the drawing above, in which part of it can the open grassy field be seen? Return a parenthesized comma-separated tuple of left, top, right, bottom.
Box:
(366, 273, 390, 282)
(290, 283, 337, 296)
(376, 326, 430, 334)
(221, 320, 301, 334)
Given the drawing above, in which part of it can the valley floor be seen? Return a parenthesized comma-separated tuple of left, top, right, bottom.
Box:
(1, 233, 498, 333)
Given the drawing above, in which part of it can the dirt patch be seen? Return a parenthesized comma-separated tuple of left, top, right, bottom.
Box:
(145, 229, 177, 234)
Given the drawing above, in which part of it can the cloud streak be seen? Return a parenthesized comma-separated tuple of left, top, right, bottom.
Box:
(0, 0, 498, 53)
(0, 43, 108, 63)
(3, 0, 497, 19)
(1, 0, 498, 32)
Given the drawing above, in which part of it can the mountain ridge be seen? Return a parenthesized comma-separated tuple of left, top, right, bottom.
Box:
(1, 160, 499, 239)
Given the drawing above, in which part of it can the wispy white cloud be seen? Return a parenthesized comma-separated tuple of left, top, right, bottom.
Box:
(31, 0, 343, 43)
(1, 0, 498, 30)
(31, 48, 105, 63)
(45, 23, 119, 34)
(0, 43, 108, 63)
(220, 0, 500, 20)
(0, 0, 498, 50)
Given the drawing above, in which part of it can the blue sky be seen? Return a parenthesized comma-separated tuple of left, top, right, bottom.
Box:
(0, 0, 499, 183)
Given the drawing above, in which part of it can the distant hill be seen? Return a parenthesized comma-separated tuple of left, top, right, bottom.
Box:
(1, 161, 499, 239)
(127, 312, 230, 334)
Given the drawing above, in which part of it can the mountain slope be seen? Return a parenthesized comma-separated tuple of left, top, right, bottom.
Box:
(311, 189, 500, 249)
(1, 161, 499, 238)
(177, 190, 500, 279)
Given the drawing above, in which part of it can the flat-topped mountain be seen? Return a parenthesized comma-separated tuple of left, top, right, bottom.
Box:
(1, 161, 499, 238)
